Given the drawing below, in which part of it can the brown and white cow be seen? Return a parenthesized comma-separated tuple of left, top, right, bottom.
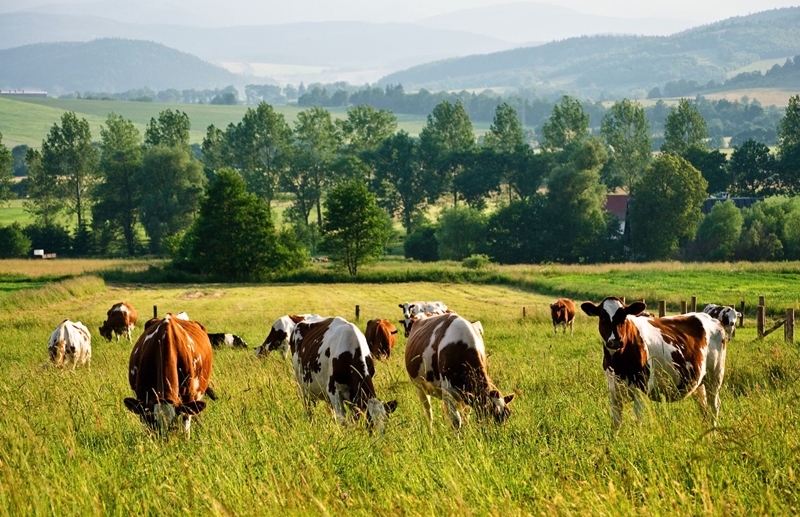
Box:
(398, 301, 448, 337)
(291, 316, 397, 433)
(550, 298, 576, 337)
(99, 302, 138, 342)
(365, 318, 398, 358)
(254, 314, 322, 358)
(581, 297, 727, 430)
(48, 319, 92, 370)
(703, 304, 741, 338)
(405, 313, 514, 431)
(124, 312, 213, 437)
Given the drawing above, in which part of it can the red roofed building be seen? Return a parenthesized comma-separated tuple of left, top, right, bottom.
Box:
(604, 194, 630, 232)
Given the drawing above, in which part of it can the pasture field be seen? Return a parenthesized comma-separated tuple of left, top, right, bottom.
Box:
(0, 200, 33, 227)
(0, 268, 799, 515)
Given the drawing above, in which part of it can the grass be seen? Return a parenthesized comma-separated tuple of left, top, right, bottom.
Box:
(0, 262, 799, 514)
(0, 200, 33, 227)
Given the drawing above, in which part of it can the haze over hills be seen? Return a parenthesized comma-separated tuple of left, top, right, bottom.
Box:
(380, 7, 800, 98)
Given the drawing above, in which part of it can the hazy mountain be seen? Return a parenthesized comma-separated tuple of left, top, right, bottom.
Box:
(414, 2, 695, 43)
(9, 0, 219, 26)
(381, 7, 800, 98)
(0, 39, 241, 94)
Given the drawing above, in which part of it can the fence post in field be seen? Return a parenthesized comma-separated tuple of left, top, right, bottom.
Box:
(680, 301, 687, 314)
(523, 307, 527, 318)
(740, 300, 746, 327)
(757, 305, 765, 338)
(690, 296, 697, 313)
(355, 305, 360, 321)
(658, 300, 666, 318)
(153, 306, 157, 318)
(759, 295, 766, 309)
(785, 309, 794, 345)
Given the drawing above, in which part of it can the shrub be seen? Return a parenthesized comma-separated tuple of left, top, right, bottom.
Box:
(404, 224, 439, 262)
(0, 223, 31, 258)
(23, 224, 72, 256)
(436, 206, 487, 261)
(462, 254, 490, 269)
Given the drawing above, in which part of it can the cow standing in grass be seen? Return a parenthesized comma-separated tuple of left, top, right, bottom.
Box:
(365, 318, 398, 359)
(48, 319, 92, 370)
(99, 302, 138, 343)
(405, 313, 514, 431)
(398, 301, 448, 337)
(254, 314, 322, 358)
(581, 297, 727, 431)
(550, 298, 576, 337)
(703, 304, 741, 338)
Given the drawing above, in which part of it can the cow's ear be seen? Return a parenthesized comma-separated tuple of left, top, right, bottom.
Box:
(289, 315, 304, 324)
(626, 302, 647, 316)
(581, 302, 600, 317)
(503, 393, 515, 405)
(178, 401, 207, 415)
(124, 398, 143, 415)
(398, 304, 404, 309)
(384, 400, 398, 414)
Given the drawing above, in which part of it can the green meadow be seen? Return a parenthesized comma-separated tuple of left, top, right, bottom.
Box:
(0, 260, 798, 515)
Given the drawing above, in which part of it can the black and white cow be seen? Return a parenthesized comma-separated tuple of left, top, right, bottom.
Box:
(208, 333, 249, 349)
(703, 304, 741, 338)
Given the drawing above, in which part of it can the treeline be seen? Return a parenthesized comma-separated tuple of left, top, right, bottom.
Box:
(3, 95, 800, 277)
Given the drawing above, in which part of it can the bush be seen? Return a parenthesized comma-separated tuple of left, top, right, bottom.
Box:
(0, 223, 31, 258)
(462, 254, 490, 269)
(404, 224, 439, 262)
(436, 206, 487, 261)
(694, 200, 743, 261)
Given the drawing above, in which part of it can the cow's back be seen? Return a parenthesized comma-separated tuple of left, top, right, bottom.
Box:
(365, 318, 397, 357)
(406, 313, 484, 382)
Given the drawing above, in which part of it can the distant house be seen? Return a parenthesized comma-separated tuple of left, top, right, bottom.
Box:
(604, 194, 630, 232)
(0, 90, 47, 97)
(701, 194, 763, 214)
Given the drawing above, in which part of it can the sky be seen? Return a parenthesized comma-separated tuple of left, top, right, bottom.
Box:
(6, 0, 800, 26)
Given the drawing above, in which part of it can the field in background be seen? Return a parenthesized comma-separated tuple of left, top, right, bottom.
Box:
(0, 200, 32, 227)
(0, 271, 797, 515)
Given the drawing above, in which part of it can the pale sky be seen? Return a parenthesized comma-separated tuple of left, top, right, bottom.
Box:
(6, 0, 800, 26)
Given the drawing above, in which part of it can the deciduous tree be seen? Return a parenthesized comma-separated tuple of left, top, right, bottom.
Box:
(729, 139, 776, 196)
(541, 95, 589, 151)
(600, 99, 651, 193)
(293, 107, 340, 226)
(0, 132, 12, 204)
(660, 99, 708, 155)
(144, 109, 191, 150)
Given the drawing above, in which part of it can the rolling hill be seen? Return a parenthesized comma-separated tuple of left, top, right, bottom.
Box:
(380, 7, 800, 98)
(0, 39, 242, 94)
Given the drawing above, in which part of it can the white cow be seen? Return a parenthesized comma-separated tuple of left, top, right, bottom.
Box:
(48, 319, 92, 370)
(398, 301, 449, 337)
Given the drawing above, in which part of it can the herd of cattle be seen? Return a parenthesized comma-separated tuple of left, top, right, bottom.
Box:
(46, 297, 741, 435)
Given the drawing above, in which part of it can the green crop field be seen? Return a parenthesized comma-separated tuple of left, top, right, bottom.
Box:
(0, 261, 799, 515)
(0, 200, 33, 226)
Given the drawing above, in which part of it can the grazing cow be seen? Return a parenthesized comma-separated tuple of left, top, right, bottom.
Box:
(405, 313, 514, 431)
(581, 297, 727, 430)
(48, 319, 92, 370)
(398, 301, 449, 337)
(291, 316, 397, 432)
(208, 333, 249, 349)
(99, 302, 138, 342)
(124, 312, 213, 437)
(364, 318, 399, 358)
(550, 298, 576, 337)
(703, 304, 741, 338)
(254, 314, 322, 358)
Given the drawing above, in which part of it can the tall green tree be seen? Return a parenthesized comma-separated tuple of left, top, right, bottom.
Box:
(694, 200, 743, 261)
(419, 100, 475, 207)
(180, 169, 305, 280)
(777, 94, 800, 152)
(321, 179, 390, 275)
(540, 95, 589, 151)
(630, 154, 708, 260)
(777, 95, 800, 193)
(144, 109, 191, 150)
(729, 139, 776, 196)
(660, 99, 708, 155)
(40, 112, 99, 236)
(200, 124, 231, 178)
(600, 99, 652, 194)
(435, 206, 487, 261)
(336, 104, 397, 156)
(92, 113, 143, 255)
(138, 145, 206, 253)
(0, 132, 12, 204)
(484, 103, 525, 201)
(683, 145, 729, 194)
(293, 107, 340, 226)
(23, 148, 62, 227)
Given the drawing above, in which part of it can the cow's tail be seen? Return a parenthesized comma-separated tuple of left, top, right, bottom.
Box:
(55, 322, 68, 365)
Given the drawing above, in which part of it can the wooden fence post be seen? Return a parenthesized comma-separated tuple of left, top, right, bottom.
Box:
(153, 305, 157, 318)
(740, 300, 746, 328)
(757, 305, 765, 338)
(658, 300, 666, 318)
(690, 296, 697, 313)
(759, 295, 766, 308)
(680, 301, 687, 314)
(785, 309, 794, 345)
(355, 305, 360, 321)
(523, 307, 527, 318)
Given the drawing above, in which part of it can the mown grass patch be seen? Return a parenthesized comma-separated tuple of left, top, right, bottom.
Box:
(0, 280, 799, 514)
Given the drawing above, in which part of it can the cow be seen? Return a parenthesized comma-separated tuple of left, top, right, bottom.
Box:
(550, 298, 576, 337)
(48, 319, 92, 370)
(123, 312, 213, 437)
(254, 314, 322, 358)
(99, 302, 138, 342)
(208, 333, 249, 349)
(405, 313, 514, 431)
(398, 301, 449, 337)
(290, 316, 397, 433)
(581, 297, 727, 431)
(703, 304, 741, 338)
(364, 318, 398, 358)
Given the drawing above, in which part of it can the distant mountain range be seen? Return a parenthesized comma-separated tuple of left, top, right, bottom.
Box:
(380, 7, 800, 98)
(0, 39, 240, 94)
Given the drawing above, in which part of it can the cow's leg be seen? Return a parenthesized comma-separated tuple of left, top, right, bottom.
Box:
(569, 319, 574, 337)
(704, 367, 724, 427)
(329, 390, 347, 425)
(440, 380, 463, 431)
(416, 389, 433, 431)
(693, 384, 709, 417)
(183, 415, 192, 437)
(606, 370, 624, 431)
(632, 388, 646, 425)
(553, 323, 558, 336)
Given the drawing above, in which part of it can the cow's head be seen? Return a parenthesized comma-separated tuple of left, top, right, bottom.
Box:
(255, 315, 304, 358)
(99, 322, 113, 341)
(581, 297, 646, 350)
(365, 398, 398, 435)
(550, 301, 564, 319)
(49, 339, 69, 366)
(124, 397, 206, 435)
(489, 389, 515, 423)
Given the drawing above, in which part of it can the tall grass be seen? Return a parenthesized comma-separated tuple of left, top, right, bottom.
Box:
(0, 281, 798, 514)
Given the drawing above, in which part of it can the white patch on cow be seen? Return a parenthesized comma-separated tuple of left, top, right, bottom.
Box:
(223, 334, 234, 347)
(471, 321, 484, 336)
(602, 299, 624, 343)
(176, 312, 189, 321)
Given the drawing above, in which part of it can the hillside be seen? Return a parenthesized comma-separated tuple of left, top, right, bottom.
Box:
(380, 7, 800, 98)
(0, 39, 242, 94)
